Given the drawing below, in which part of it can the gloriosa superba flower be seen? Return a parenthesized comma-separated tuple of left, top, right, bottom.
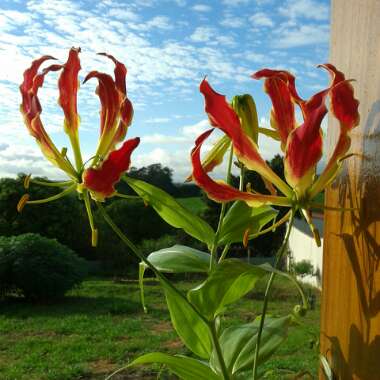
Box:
(18, 47, 139, 246)
(190, 64, 360, 246)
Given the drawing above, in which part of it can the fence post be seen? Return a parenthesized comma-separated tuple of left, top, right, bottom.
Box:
(320, 1, 380, 378)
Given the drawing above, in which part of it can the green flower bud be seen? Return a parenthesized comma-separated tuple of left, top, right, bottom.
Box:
(231, 94, 259, 144)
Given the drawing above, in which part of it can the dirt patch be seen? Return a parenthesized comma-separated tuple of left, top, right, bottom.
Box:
(150, 321, 173, 333)
(89, 359, 117, 375)
(162, 339, 183, 350)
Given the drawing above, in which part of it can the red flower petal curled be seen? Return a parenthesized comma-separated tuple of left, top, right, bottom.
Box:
(83, 137, 140, 200)
(191, 129, 291, 207)
(58, 47, 81, 134)
(200, 79, 292, 197)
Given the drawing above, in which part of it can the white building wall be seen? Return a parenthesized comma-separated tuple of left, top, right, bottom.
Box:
(288, 219, 324, 288)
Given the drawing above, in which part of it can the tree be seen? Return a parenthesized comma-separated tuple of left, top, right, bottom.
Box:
(0, 174, 91, 258)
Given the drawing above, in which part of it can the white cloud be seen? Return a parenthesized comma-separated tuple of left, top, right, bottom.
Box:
(272, 24, 329, 48)
(220, 14, 244, 28)
(107, 8, 139, 21)
(279, 0, 329, 20)
(222, 0, 251, 6)
(249, 12, 274, 27)
(192, 4, 212, 12)
(190, 26, 215, 42)
(145, 117, 171, 124)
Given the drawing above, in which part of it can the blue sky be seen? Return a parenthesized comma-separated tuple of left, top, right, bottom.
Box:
(0, 0, 330, 181)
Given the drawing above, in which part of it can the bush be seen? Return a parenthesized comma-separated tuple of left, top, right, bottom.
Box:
(139, 235, 179, 255)
(293, 260, 314, 277)
(0, 233, 87, 301)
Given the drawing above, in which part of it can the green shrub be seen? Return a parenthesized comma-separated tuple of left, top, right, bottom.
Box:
(293, 260, 314, 277)
(139, 235, 179, 255)
(0, 233, 87, 301)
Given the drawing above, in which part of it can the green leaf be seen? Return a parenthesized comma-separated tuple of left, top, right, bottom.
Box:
(128, 352, 221, 380)
(139, 245, 211, 312)
(123, 176, 215, 247)
(210, 316, 292, 375)
(188, 259, 268, 320)
(144, 245, 211, 273)
(160, 279, 213, 359)
(258, 127, 281, 141)
(218, 201, 278, 245)
(188, 260, 307, 320)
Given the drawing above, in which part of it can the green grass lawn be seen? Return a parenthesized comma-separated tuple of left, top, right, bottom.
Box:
(0, 276, 320, 380)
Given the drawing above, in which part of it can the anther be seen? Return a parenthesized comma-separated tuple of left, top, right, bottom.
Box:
(17, 194, 30, 213)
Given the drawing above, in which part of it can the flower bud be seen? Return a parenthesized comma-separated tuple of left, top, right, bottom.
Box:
(231, 94, 259, 144)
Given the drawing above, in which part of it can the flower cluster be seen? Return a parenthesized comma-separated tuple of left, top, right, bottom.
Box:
(19, 48, 139, 245)
(191, 65, 359, 244)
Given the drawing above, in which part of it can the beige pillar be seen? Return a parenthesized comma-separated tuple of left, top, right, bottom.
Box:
(320, 1, 380, 379)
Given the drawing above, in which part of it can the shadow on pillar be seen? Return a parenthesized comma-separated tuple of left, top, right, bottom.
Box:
(324, 100, 380, 379)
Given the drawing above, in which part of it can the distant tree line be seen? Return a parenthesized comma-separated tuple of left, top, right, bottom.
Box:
(0, 158, 287, 275)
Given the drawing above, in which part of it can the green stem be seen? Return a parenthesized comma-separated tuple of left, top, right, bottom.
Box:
(114, 193, 141, 200)
(209, 145, 234, 270)
(209, 321, 231, 380)
(26, 184, 76, 204)
(30, 179, 75, 188)
(218, 165, 245, 264)
(83, 190, 98, 247)
(97, 202, 208, 323)
(69, 132, 84, 172)
(252, 209, 295, 380)
(98, 199, 232, 380)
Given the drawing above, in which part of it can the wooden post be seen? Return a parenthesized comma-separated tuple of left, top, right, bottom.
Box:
(320, 1, 380, 379)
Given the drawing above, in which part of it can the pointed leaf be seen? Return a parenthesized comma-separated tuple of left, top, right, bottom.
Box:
(160, 279, 213, 359)
(210, 316, 292, 374)
(188, 260, 307, 320)
(123, 176, 215, 247)
(188, 259, 267, 320)
(218, 201, 278, 245)
(139, 245, 211, 312)
(129, 352, 221, 380)
(144, 245, 211, 273)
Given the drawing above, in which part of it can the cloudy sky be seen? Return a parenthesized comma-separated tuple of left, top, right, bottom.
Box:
(0, 0, 330, 181)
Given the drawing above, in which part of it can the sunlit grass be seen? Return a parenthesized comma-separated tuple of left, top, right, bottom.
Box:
(0, 276, 319, 379)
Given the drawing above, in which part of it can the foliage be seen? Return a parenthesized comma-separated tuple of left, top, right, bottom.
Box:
(201, 155, 287, 257)
(94, 199, 176, 274)
(138, 235, 179, 256)
(293, 260, 315, 277)
(0, 175, 91, 257)
(0, 233, 87, 301)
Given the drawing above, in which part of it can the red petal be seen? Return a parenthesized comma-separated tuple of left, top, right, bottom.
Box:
(98, 52, 127, 95)
(84, 71, 120, 137)
(200, 79, 291, 197)
(284, 89, 328, 192)
(19, 56, 75, 176)
(200, 79, 268, 173)
(253, 69, 300, 147)
(191, 129, 291, 207)
(309, 65, 360, 197)
(58, 47, 81, 134)
(83, 137, 140, 199)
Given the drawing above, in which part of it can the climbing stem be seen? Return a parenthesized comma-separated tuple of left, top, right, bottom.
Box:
(97, 202, 208, 322)
(209, 145, 234, 270)
(252, 209, 295, 380)
(209, 320, 231, 380)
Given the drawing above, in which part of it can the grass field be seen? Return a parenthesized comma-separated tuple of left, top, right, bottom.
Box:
(0, 276, 320, 380)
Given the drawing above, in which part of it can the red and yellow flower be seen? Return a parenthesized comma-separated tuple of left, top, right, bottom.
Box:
(19, 48, 139, 245)
(191, 65, 359, 244)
